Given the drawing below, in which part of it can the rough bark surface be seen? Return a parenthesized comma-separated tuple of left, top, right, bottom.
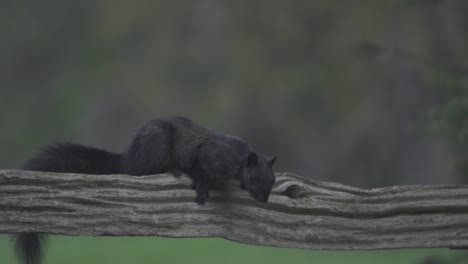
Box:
(1, 170, 468, 250)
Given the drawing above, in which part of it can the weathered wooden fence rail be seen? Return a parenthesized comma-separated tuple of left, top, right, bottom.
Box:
(1, 170, 468, 250)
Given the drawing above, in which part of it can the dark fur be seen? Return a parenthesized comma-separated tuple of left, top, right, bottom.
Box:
(121, 117, 277, 204)
(12, 117, 277, 264)
(12, 144, 121, 264)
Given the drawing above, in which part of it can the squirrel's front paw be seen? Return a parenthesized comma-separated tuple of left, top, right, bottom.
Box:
(195, 190, 209, 206)
(171, 168, 182, 177)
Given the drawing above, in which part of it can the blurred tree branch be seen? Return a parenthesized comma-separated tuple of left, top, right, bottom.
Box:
(357, 40, 468, 77)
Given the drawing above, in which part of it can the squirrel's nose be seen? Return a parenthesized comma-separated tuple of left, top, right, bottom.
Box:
(252, 193, 269, 203)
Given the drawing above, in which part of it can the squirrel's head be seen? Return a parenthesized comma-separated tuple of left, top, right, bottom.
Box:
(240, 153, 277, 202)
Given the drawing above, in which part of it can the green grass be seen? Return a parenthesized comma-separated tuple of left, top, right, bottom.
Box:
(0, 235, 463, 264)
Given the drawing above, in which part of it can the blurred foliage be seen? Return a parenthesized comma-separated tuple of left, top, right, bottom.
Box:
(424, 73, 468, 146)
(423, 67, 468, 177)
(1, 0, 468, 187)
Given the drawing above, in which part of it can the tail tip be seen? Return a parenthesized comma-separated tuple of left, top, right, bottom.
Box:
(11, 233, 47, 264)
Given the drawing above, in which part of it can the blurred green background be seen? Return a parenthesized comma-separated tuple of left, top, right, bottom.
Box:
(0, 236, 466, 264)
(1, 0, 468, 263)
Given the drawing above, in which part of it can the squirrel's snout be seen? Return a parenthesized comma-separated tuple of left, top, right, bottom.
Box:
(250, 191, 270, 202)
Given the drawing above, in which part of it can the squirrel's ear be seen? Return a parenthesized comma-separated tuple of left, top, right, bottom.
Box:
(246, 153, 258, 167)
(268, 155, 278, 167)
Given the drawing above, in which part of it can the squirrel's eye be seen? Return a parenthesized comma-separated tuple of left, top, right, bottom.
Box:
(250, 174, 257, 182)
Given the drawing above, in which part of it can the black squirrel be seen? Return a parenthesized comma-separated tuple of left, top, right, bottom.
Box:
(11, 116, 277, 264)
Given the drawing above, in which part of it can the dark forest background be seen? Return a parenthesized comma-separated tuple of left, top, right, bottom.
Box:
(2, 0, 468, 188)
(1, 1, 468, 263)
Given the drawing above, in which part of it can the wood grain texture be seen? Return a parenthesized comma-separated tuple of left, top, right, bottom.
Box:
(1, 170, 468, 250)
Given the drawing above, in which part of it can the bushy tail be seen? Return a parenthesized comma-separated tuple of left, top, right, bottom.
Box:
(11, 233, 48, 264)
(11, 143, 121, 264)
